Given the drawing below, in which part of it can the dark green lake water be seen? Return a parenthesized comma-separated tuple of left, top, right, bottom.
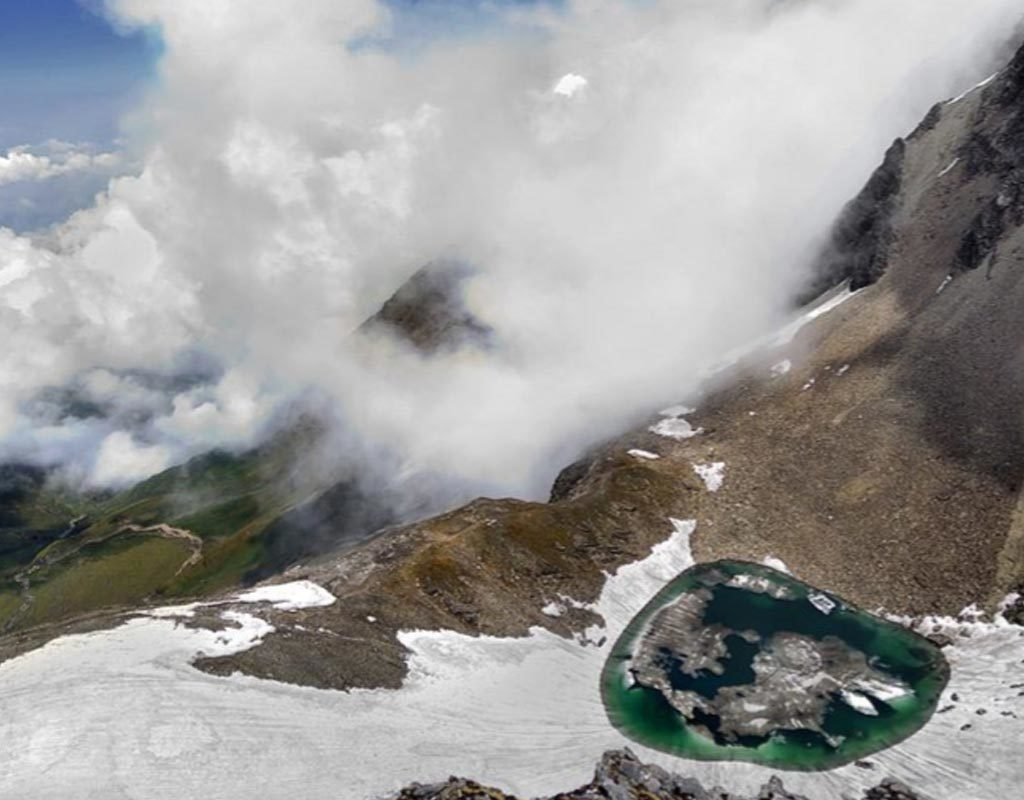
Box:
(600, 561, 949, 770)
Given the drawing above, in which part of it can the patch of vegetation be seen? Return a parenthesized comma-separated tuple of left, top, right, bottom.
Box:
(8, 536, 191, 631)
(169, 521, 272, 595)
(0, 464, 101, 581)
(172, 494, 264, 540)
(0, 416, 394, 634)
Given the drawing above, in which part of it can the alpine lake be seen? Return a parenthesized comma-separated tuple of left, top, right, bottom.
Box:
(601, 561, 950, 771)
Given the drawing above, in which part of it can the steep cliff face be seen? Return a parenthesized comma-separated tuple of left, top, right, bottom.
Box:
(800, 138, 906, 301)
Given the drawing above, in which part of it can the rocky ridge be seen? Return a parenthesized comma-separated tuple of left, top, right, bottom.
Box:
(391, 749, 925, 800)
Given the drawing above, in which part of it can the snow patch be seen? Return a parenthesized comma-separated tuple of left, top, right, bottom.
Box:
(146, 603, 200, 619)
(627, 449, 660, 461)
(770, 359, 792, 377)
(700, 284, 861, 382)
(762, 556, 791, 574)
(649, 417, 702, 441)
(776, 285, 860, 347)
(936, 274, 953, 294)
(693, 462, 726, 492)
(542, 594, 593, 618)
(947, 71, 999, 104)
(836, 364, 850, 377)
(937, 157, 960, 177)
(235, 580, 337, 611)
(209, 611, 276, 653)
(541, 602, 564, 618)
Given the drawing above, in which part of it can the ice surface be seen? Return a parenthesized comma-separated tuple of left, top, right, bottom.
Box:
(840, 690, 880, 717)
(853, 677, 913, 703)
(0, 521, 1021, 800)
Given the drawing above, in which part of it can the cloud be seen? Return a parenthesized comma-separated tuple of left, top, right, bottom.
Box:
(552, 72, 587, 97)
(0, 0, 1021, 497)
(91, 430, 172, 487)
(0, 142, 122, 187)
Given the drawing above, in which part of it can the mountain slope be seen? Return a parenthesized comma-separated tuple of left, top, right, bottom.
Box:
(6, 44, 1024, 681)
(188, 41, 1024, 692)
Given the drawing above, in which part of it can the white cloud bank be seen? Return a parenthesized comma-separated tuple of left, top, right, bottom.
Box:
(0, 142, 122, 187)
(0, 0, 1020, 495)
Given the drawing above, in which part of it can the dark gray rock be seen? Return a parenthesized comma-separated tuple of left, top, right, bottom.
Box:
(360, 260, 493, 353)
(863, 778, 923, 800)
(389, 749, 925, 800)
(798, 138, 906, 303)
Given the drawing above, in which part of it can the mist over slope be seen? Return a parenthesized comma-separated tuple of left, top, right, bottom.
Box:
(1, 0, 1020, 504)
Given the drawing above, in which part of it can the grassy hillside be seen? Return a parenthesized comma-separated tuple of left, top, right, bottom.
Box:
(0, 417, 344, 634)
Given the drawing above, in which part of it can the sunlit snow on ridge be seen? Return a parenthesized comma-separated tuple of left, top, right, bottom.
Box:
(143, 580, 337, 618)
(236, 581, 337, 611)
(947, 71, 1000, 104)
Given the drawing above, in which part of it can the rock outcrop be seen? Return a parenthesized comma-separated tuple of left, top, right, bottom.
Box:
(800, 138, 906, 301)
(360, 260, 492, 352)
(391, 749, 923, 800)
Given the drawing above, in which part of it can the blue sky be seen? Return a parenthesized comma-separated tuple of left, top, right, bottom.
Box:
(0, 1, 551, 151)
(0, 0, 158, 150)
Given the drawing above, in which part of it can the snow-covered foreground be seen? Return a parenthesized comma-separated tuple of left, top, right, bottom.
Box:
(0, 525, 1021, 800)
